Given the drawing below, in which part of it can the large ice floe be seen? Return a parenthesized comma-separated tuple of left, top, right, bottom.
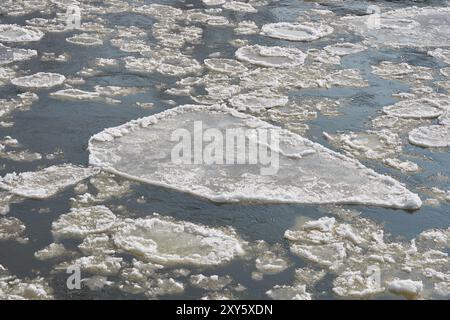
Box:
(343, 6, 450, 48)
(11, 72, 66, 89)
(88, 104, 421, 209)
(51, 207, 245, 267)
(0, 24, 44, 43)
(235, 45, 307, 68)
(261, 22, 333, 41)
(0, 164, 98, 199)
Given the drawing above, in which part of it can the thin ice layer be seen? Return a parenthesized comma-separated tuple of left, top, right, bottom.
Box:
(88, 105, 421, 209)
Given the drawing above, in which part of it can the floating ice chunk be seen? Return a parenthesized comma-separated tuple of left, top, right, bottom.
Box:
(120, 259, 164, 288)
(266, 284, 311, 300)
(434, 282, 450, 297)
(428, 48, 450, 65)
(34, 243, 71, 261)
(290, 243, 346, 271)
(203, 0, 226, 5)
(190, 274, 232, 291)
(408, 125, 450, 148)
(76, 172, 133, 205)
(204, 58, 247, 74)
(0, 136, 42, 162)
(201, 291, 237, 300)
(0, 266, 53, 300)
(133, 4, 183, 20)
(388, 279, 423, 299)
(78, 234, 115, 255)
(437, 108, 450, 127)
(156, 55, 202, 76)
(343, 7, 450, 48)
(0, 164, 98, 199)
(59, 255, 123, 276)
(205, 84, 240, 100)
(326, 69, 368, 88)
(66, 33, 103, 46)
(146, 278, 184, 298)
(0, 217, 27, 243)
(303, 217, 336, 233)
(235, 21, 259, 35)
(49, 89, 114, 103)
(384, 159, 419, 173)
(223, 1, 257, 13)
(0, 192, 20, 215)
(308, 49, 341, 65)
(235, 45, 306, 68)
(324, 43, 367, 56)
(383, 99, 444, 119)
(324, 130, 402, 160)
(417, 229, 450, 249)
(372, 61, 434, 83)
(261, 22, 333, 41)
(0, 66, 16, 85)
(112, 215, 245, 266)
(0, 44, 37, 66)
(294, 268, 326, 288)
(333, 270, 385, 298)
(229, 90, 288, 112)
(88, 104, 422, 209)
(11, 72, 65, 89)
(254, 241, 289, 275)
(82, 276, 113, 291)
(0, 24, 44, 42)
(52, 206, 117, 240)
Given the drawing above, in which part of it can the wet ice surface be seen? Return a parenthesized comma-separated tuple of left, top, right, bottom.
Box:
(0, 0, 449, 300)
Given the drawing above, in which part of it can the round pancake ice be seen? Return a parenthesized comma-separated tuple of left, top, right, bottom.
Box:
(408, 125, 450, 148)
(261, 22, 333, 41)
(11, 72, 66, 89)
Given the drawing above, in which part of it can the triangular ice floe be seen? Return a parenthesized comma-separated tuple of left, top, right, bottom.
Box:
(88, 105, 421, 210)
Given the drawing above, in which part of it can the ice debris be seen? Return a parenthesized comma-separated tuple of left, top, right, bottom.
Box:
(0, 24, 44, 42)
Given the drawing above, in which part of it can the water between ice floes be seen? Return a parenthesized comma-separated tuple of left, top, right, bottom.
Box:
(0, 0, 449, 300)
